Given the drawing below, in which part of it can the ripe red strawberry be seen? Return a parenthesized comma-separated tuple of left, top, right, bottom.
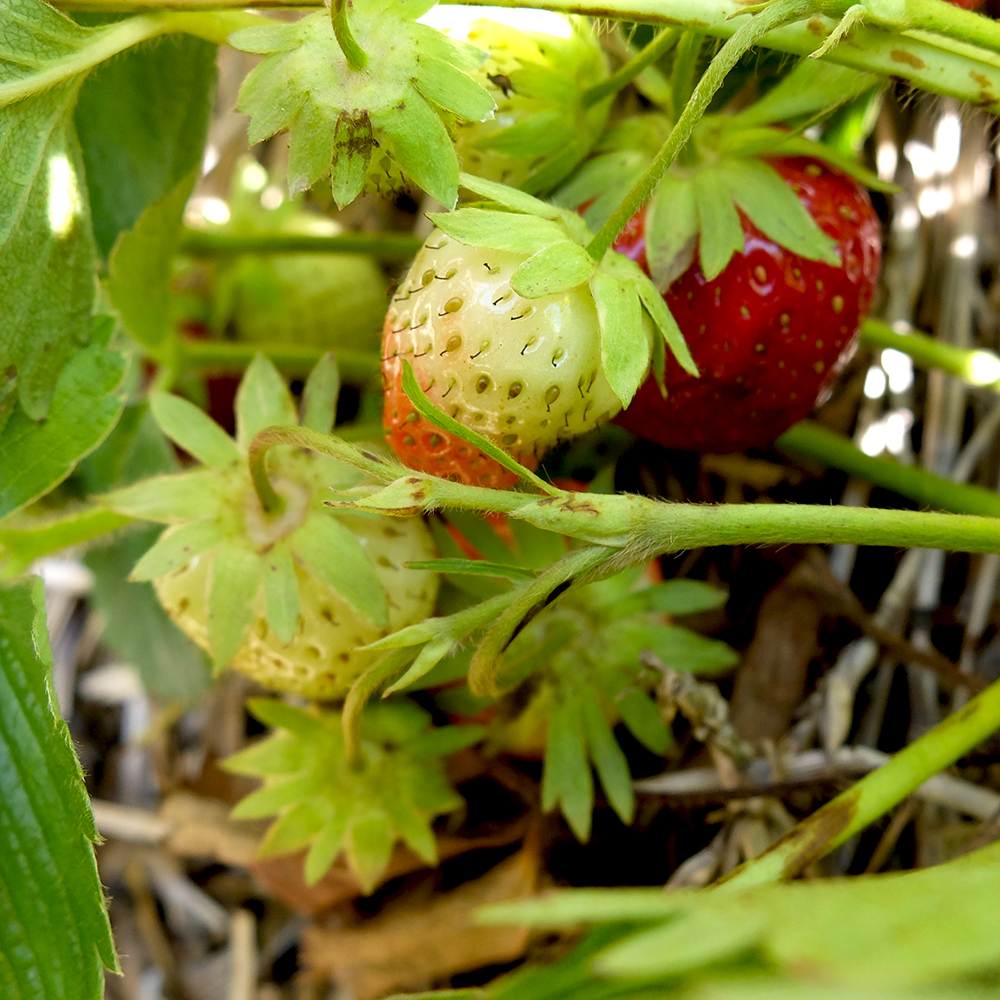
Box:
(612, 157, 881, 452)
(382, 229, 623, 487)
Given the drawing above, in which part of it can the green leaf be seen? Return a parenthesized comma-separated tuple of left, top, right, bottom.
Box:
(511, 241, 596, 298)
(263, 542, 300, 644)
(694, 170, 745, 282)
(429, 208, 569, 255)
(259, 798, 327, 858)
(302, 353, 341, 435)
(75, 33, 217, 260)
(414, 54, 494, 122)
(208, 541, 261, 668)
(105, 168, 198, 350)
(647, 174, 698, 291)
(458, 172, 562, 220)
(631, 274, 698, 377)
(590, 270, 650, 408)
(304, 810, 349, 885)
(719, 158, 840, 265)
(543, 691, 594, 842)
(378, 97, 460, 207)
(100, 469, 226, 524)
(579, 685, 634, 825)
(223, 731, 305, 777)
(384, 794, 437, 864)
(616, 688, 672, 755)
(0, 578, 118, 999)
(0, 77, 96, 419)
(149, 391, 241, 470)
(231, 774, 316, 819)
(235, 353, 298, 449)
(290, 513, 389, 628)
(383, 635, 455, 694)
(129, 519, 224, 581)
(346, 811, 395, 893)
(0, 335, 127, 520)
(84, 525, 211, 705)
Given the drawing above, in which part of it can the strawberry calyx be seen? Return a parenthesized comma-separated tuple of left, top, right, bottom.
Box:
(224, 697, 484, 890)
(229, 0, 496, 207)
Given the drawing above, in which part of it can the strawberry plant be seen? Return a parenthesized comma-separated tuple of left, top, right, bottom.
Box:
(9, 0, 1000, 998)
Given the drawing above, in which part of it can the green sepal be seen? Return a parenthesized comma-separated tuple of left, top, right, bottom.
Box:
(719, 158, 840, 266)
(384, 795, 438, 865)
(694, 169, 745, 282)
(429, 208, 568, 255)
(236, 353, 298, 450)
(511, 241, 596, 298)
(258, 798, 328, 858)
(208, 541, 261, 669)
(129, 519, 224, 581)
(263, 542, 300, 644)
(374, 97, 460, 209)
(458, 172, 564, 221)
(230, 773, 316, 820)
(623, 622, 739, 676)
(543, 690, 594, 842)
(99, 470, 225, 524)
(149, 391, 241, 470)
(553, 149, 648, 232)
(600, 578, 728, 618)
(615, 688, 672, 755)
(346, 811, 395, 893)
(290, 513, 389, 628)
(579, 684, 634, 825)
(647, 173, 698, 291)
(304, 811, 349, 885)
(470, 109, 571, 157)
(414, 54, 495, 123)
(330, 113, 372, 207)
(301, 352, 341, 435)
(590, 270, 650, 409)
(223, 730, 305, 776)
(405, 558, 534, 582)
(383, 636, 457, 695)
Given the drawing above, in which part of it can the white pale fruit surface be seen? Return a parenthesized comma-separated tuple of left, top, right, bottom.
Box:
(154, 512, 437, 701)
(384, 231, 621, 462)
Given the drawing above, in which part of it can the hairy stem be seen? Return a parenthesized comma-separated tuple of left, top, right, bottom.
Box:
(180, 228, 423, 260)
(582, 26, 681, 108)
(331, 0, 367, 69)
(586, 0, 813, 261)
(716, 672, 1000, 888)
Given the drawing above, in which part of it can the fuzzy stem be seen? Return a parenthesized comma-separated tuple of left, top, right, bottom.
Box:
(581, 26, 681, 108)
(331, 0, 367, 70)
(177, 339, 380, 380)
(776, 421, 1000, 518)
(716, 672, 1000, 888)
(179, 228, 423, 260)
(861, 318, 1000, 392)
(585, 0, 813, 262)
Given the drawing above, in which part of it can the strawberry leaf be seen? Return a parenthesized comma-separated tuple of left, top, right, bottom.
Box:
(150, 391, 241, 470)
(290, 513, 389, 628)
(208, 541, 262, 668)
(694, 170, 745, 282)
(235, 354, 298, 450)
(263, 542, 300, 644)
(647, 174, 698, 291)
(429, 208, 567, 255)
(511, 241, 597, 297)
(129, 520, 225, 581)
(590, 271, 650, 408)
(719, 158, 840, 266)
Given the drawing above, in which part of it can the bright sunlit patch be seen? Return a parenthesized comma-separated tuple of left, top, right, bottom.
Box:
(191, 196, 231, 226)
(966, 350, 1000, 386)
(239, 159, 269, 193)
(864, 365, 887, 400)
(903, 140, 936, 181)
(261, 185, 285, 210)
(884, 409, 913, 456)
(420, 4, 573, 39)
(917, 184, 953, 218)
(859, 421, 886, 456)
(933, 111, 961, 175)
(894, 202, 921, 233)
(202, 143, 220, 176)
(47, 153, 81, 240)
(951, 234, 978, 259)
(881, 348, 914, 395)
(876, 140, 898, 183)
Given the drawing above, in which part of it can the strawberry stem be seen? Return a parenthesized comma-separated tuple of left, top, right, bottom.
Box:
(331, 0, 366, 70)
(177, 339, 380, 380)
(581, 26, 681, 109)
(585, 0, 814, 263)
(716, 672, 1000, 888)
(179, 227, 423, 260)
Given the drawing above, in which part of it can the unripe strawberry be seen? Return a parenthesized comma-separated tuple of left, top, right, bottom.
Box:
(382, 229, 622, 487)
(101, 356, 438, 701)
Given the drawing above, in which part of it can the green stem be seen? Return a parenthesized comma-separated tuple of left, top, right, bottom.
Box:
(776, 421, 1000, 518)
(177, 338, 380, 380)
(861, 318, 1000, 392)
(179, 228, 423, 261)
(716, 672, 1000, 888)
(585, 0, 812, 262)
(332, 0, 367, 70)
(581, 26, 681, 108)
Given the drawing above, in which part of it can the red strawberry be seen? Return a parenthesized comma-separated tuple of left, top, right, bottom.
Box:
(612, 157, 881, 452)
(382, 229, 623, 487)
